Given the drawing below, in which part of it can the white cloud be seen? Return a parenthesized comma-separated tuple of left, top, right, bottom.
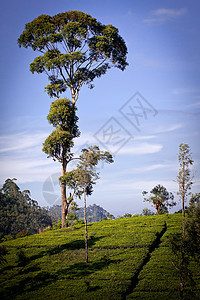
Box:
(0, 130, 58, 184)
(154, 123, 183, 134)
(154, 8, 187, 17)
(100, 161, 178, 182)
(144, 8, 187, 24)
(134, 135, 156, 141)
(0, 130, 100, 184)
(172, 87, 200, 95)
(0, 157, 59, 184)
(96, 178, 179, 194)
(73, 133, 162, 156)
(116, 142, 163, 155)
(127, 164, 169, 174)
(0, 132, 49, 153)
(0, 127, 163, 184)
(185, 101, 200, 109)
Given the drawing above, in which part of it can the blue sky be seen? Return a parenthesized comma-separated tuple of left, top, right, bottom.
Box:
(0, 0, 200, 216)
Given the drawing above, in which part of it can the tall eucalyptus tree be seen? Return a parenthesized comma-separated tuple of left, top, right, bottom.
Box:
(18, 10, 128, 227)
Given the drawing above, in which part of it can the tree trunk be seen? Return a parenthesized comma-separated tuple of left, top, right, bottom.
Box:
(179, 254, 184, 300)
(157, 204, 160, 215)
(71, 88, 76, 106)
(154, 203, 159, 215)
(84, 187, 88, 264)
(182, 194, 185, 237)
(61, 160, 67, 229)
(182, 162, 185, 236)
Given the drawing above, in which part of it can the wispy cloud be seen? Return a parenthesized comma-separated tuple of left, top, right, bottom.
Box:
(0, 128, 163, 184)
(74, 134, 163, 156)
(73, 133, 161, 156)
(126, 164, 171, 174)
(172, 87, 200, 95)
(101, 161, 178, 180)
(134, 135, 156, 141)
(0, 131, 56, 184)
(154, 123, 183, 134)
(116, 143, 163, 155)
(0, 132, 49, 153)
(0, 157, 59, 184)
(186, 101, 200, 108)
(96, 178, 179, 194)
(144, 8, 187, 24)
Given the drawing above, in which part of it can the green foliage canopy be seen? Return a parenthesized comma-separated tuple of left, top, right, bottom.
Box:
(18, 11, 128, 102)
(42, 98, 80, 163)
(61, 145, 113, 196)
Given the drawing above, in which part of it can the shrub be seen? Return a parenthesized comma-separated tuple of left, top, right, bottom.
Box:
(2, 234, 14, 241)
(16, 249, 30, 266)
(52, 218, 62, 230)
(44, 226, 52, 232)
(0, 245, 8, 265)
(15, 230, 30, 239)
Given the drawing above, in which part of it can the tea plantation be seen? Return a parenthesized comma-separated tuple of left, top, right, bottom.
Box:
(0, 214, 199, 299)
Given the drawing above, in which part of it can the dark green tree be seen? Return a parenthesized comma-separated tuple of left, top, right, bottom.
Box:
(142, 184, 176, 215)
(169, 233, 195, 300)
(185, 193, 200, 260)
(0, 178, 52, 237)
(169, 194, 200, 299)
(62, 145, 113, 263)
(18, 11, 128, 103)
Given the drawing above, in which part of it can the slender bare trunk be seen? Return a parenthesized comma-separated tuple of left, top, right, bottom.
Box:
(84, 187, 88, 264)
(182, 162, 185, 236)
(182, 194, 185, 237)
(61, 159, 67, 229)
(179, 252, 184, 300)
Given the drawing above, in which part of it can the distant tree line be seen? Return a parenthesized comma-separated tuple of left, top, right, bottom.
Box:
(0, 179, 52, 240)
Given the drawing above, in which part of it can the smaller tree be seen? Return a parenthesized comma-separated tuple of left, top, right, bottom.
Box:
(177, 143, 193, 235)
(169, 233, 195, 300)
(106, 212, 115, 220)
(142, 184, 176, 215)
(169, 193, 200, 299)
(62, 145, 113, 263)
(185, 193, 200, 260)
(142, 208, 155, 216)
(123, 213, 132, 218)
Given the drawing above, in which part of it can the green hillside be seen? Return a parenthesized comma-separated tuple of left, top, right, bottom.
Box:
(0, 214, 199, 300)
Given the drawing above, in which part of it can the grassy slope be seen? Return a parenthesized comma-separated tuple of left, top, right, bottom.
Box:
(0, 214, 199, 300)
